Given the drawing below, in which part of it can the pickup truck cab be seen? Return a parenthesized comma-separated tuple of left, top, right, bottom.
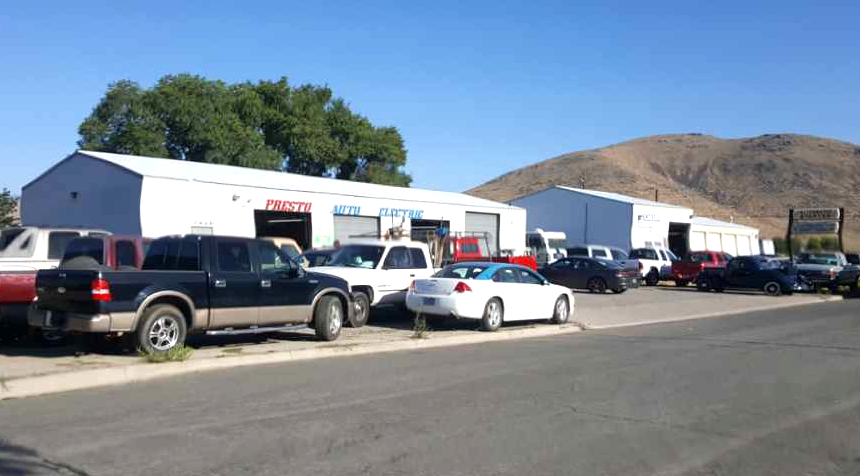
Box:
(629, 246, 676, 286)
(696, 255, 805, 296)
(794, 252, 860, 292)
(671, 251, 732, 287)
(310, 239, 435, 325)
(32, 235, 352, 352)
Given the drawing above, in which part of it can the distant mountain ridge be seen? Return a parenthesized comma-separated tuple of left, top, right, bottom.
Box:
(466, 133, 860, 249)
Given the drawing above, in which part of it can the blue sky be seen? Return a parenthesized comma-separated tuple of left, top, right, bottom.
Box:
(1, 1, 858, 195)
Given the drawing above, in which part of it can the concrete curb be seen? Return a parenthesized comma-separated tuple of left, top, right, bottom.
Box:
(584, 295, 842, 330)
(0, 324, 582, 400)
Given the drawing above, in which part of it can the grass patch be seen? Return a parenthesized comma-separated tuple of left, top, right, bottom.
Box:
(411, 313, 431, 339)
(0, 376, 8, 392)
(138, 346, 193, 363)
(220, 347, 244, 355)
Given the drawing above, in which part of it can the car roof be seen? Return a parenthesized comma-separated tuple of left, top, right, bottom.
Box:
(448, 262, 534, 273)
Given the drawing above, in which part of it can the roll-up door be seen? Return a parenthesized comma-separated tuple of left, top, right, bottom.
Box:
(690, 231, 706, 251)
(465, 212, 499, 255)
(736, 235, 751, 256)
(706, 232, 722, 251)
(722, 234, 738, 256)
(333, 215, 379, 243)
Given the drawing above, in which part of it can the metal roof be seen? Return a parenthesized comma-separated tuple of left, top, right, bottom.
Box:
(551, 186, 692, 210)
(73, 151, 519, 211)
(689, 216, 758, 232)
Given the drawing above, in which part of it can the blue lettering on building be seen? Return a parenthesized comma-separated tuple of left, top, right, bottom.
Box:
(378, 207, 424, 219)
(332, 205, 362, 216)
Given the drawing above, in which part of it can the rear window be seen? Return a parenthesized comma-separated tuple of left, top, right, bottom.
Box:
(567, 247, 588, 256)
(48, 232, 81, 260)
(435, 265, 488, 279)
(687, 252, 711, 263)
(592, 248, 608, 258)
(0, 228, 26, 252)
(611, 249, 629, 260)
(62, 238, 104, 264)
(630, 249, 658, 260)
(143, 239, 201, 271)
(115, 240, 137, 268)
(460, 243, 480, 254)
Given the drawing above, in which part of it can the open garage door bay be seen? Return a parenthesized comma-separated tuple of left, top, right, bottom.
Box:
(333, 215, 380, 242)
(465, 212, 499, 255)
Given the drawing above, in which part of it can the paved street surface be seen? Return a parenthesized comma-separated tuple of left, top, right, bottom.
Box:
(2, 299, 860, 475)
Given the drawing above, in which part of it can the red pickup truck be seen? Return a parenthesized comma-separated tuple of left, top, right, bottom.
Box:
(447, 237, 538, 271)
(671, 251, 732, 287)
(1, 235, 150, 339)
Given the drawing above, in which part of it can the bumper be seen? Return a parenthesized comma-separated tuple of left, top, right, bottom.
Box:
(28, 306, 113, 333)
(672, 272, 699, 282)
(405, 293, 482, 320)
(0, 303, 31, 327)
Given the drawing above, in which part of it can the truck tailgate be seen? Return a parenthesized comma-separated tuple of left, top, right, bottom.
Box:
(36, 269, 103, 315)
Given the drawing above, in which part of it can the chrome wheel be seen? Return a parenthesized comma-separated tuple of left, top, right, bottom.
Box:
(148, 316, 180, 351)
(329, 300, 343, 335)
(487, 301, 502, 328)
(554, 297, 569, 323)
(763, 282, 782, 297)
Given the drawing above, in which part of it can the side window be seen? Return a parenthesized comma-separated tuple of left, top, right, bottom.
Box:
(658, 250, 668, 261)
(259, 242, 293, 273)
(408, 248, 427, 269)
(217, 241, 252, 273)
(592, 248, 608, 258)
(568, 247, 588, 256)
(177, 240, 200, 271)
(492, 268, 520, 283)
(383, 247, 411, 269)
(115, 241, 137, 268)
(550, 258, 570, 268)
(518, 269, 543, 285)
(48, 232, 81, 259)
(575, 259, 591, 270)
(143, 240, 169, 269)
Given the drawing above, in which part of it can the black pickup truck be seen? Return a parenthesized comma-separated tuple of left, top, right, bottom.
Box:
(696, 255, 807, 296)
(32, 235, 353, 352)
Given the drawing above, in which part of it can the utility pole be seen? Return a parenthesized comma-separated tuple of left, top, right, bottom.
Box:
(579, 175, 586, 189)
(654, 189, 659, 202)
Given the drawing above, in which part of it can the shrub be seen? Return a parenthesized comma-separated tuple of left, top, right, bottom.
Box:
(805, 237, 822, 251)
(138, 346, 193, 363)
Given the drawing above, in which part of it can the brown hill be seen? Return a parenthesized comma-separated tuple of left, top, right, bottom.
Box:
(467, 133, 860, 249)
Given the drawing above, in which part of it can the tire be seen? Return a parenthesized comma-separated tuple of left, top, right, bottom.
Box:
(551, 296, 570, 324)
(675, 280, 689, 287)
(314, 295, 343, 341)
(37, 329, 68, 346)
(611, 288, 627, 294)
(763, 281, 782, 297)
(587, 277, 607, 294)
(645, 270, 660, 286)
(135, 304, 187, 353)
(696, 278, 710, 292)
(348, 291, 370, 328)
(481, 298, 503, 332)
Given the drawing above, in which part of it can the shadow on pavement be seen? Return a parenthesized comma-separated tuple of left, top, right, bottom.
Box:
(0, 438, 90, 476)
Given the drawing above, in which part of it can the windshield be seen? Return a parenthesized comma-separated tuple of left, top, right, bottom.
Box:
(434, 264, 489, 279)
(629, 249, 658, 260)
(547, 239, 567, 249)
(327, 245, 385, 268)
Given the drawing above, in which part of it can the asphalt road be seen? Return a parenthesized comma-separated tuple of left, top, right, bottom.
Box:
(2, 300, 860, 476)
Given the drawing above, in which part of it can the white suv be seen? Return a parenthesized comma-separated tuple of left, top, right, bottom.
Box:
(629, 246, 677, 286)
(310, 239, 435, 326)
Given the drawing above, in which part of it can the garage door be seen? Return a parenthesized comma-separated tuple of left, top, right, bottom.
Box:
(736, 235, 751, 256)
(706, 232, 722, 251)
(465, 212, 499, 255)
(722, 234, 738, 256)
(690, 231, 706, 251)
(333, 215, 379, 243)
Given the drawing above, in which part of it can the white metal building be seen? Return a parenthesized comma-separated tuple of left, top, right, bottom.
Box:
(510, 186, 761, 256)
(21, 151, 526, 252)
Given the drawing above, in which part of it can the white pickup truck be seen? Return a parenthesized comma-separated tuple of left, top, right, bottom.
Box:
(309, 239, 435, 326)
(629, 246, 677, 286)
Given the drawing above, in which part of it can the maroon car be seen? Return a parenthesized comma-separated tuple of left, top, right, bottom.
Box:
(671, 251, 732, 287)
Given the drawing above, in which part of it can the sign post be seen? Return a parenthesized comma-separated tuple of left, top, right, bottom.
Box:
(786, 207, 843, 260)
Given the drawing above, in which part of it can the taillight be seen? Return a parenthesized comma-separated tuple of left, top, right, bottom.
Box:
(638, 262, 643, 271)
(409, 280, 416, 291)
(453, 281, 472, 293)
(91, 279, 112, 301)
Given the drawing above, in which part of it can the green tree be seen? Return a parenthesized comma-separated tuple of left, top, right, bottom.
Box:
(805, 236, 822, 251)
(79, 75, 411, 186)
(0, 188, 18, 229)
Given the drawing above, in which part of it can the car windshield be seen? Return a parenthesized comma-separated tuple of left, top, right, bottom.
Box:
(797, 253, 839, 265)
(595, 259, 622, 269)
(434, 265, 488, 279)
(629, 249, 658, 260)
(327, 245, 385, 268)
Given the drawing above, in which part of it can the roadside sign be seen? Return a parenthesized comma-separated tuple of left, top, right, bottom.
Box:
(792, 221, 839, 235)
(794, 208, 840, 222)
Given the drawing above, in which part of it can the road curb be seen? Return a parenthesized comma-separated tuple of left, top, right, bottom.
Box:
(0, 324, 582, 400)
(584, 295, 842, 330)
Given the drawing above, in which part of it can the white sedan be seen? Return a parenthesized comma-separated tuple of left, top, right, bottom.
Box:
(406, 262, 574, 331)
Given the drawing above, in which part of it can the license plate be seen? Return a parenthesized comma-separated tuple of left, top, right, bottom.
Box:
(44, 310, 53, 327)
(422, 297, 437, 306)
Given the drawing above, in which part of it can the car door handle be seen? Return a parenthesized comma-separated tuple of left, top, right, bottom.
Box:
(409, 274, 416, 278)
(261, 280, 272, 288)
(214, 279, 227, 288)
